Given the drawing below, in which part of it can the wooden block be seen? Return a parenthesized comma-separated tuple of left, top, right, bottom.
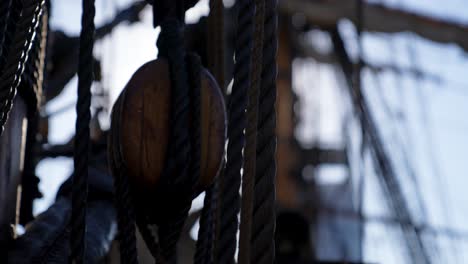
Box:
(109, 58, 226, 200)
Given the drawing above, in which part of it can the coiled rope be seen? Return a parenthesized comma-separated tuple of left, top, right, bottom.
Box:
(214, 0, 254, 262)
(71, 0, 95, 262)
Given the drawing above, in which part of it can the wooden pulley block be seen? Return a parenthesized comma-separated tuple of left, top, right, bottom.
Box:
(108, 58, 226, 202)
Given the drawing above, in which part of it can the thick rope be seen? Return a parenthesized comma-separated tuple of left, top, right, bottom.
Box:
(0, 0, 12, 67)
(111, 89, 139, 264)
(238, 0, 265, 263)
(195, 185, 216, 264)
(207, 0, 225, 92)
(114, 169, 139, 264)
(206, 1, 224, 262)
(250, 0, 277, 263)
(0, 0, 44, 135)
(186, 54, 214, 264)
(156, 18, 192, 263)
(191, 54, 216, 264)
(71, 0, 95, 262)
(214, 0, 255, 263)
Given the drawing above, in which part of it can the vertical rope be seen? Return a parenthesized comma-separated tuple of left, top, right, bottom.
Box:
(250, 0, 277, 263)
(238, 0, 264, 263)
(71, 0, 95, 262)
(0, 0, 44, 135)
(0, 0, 12, 67)
(215, 0, 255, 262)
(207, 0, 225, 91)
(187, 53, 214, 264)
(206, 1, 225, 262)
(114, 169, 139, 264)
(156, 18, 192, 263)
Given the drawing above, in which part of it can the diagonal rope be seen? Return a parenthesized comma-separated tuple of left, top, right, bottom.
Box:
(71, 0, 95, 262)
(214, 0, 255, 263)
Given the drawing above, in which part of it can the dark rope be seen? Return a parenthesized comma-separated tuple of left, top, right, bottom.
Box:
(156, 18, 192, 263)
(214, 0, 255, 263)
(250, 0, 277, 263)
(0, 0, 44, 135)
(207, 0, 225, 92)
(190, 51, 214, 264)
(206, 1, 224, 262)
(110, 89, 139, 264)
(114, 169, 139, 264)
(0, 0, 12, 68)
(71, 0, 95, 262)
(194, 185, 216, 264)
(238, 0, 264, 263)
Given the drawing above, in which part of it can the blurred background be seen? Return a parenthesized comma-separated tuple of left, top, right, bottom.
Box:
(35, 0, 468, 263)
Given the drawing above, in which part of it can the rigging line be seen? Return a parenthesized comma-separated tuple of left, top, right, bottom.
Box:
(198, 0, 225, 262)
(367, 71, 429, 223)
(404, 34, 459, 263)
(214, 0, 255, 263)
(330, 28, 431, 264)
(354, 0, 367, 260)
(238, 0, 265, 263)
(71, 0, 95, 262)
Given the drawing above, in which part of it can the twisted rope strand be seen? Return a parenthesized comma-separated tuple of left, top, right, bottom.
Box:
(71, 0, 95, 262)
(114, 169, 139, 264)
(238, 0, 265, 263)
(215, 0, 255, 263)
(156, 19, 192, 263)
(0, 1, 44, 135)
(186, 54, 215, 264)
(250, 0, 277, 263)
(0, 0, 12, 68)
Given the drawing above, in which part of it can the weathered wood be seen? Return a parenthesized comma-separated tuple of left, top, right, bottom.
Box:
(0, 98, 28, 248)
(109, 58, 226, 201)
(280, 0, 468, 52)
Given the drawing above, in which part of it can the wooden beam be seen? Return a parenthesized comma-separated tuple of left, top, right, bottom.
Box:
(279, 0, 468, 52)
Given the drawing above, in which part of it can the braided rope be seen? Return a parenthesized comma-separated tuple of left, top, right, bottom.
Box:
(250, 0, 277, 263)
(190, 52, 215, 264)
(238, 0, 265, 263)
(207, 0, 225, 91)
(214, 0, 255, 263)
(0, 0, 44, 135)
(206, 1, 224, 261)
(32, 8, 48, 105)
(0, 0, 12, 67)
(156, 19, 192, 263)
(71, 0, 95, 262)
(114, 169, 139, 264)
